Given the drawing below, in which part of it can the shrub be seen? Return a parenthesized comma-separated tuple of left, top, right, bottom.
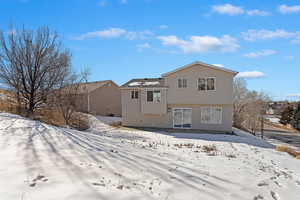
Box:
(276, 145, 300, 159)
(202, 144, 217, 153)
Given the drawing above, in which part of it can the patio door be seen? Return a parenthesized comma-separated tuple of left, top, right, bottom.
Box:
(173, 108, 192, 128)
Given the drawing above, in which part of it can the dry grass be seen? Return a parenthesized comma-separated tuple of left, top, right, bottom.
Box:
(202, 144, 217, 153)
(276, 145, 300, 159)
(35, 109, 89, 130)
(174, 143, 195, 148)
(0, 90, 89, 130)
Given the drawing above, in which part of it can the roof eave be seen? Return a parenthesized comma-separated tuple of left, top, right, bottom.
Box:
(161, 61, 238, 77)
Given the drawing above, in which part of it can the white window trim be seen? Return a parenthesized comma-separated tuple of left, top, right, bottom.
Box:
(146, 89, 161, 103)
(197, 77, 216, 91)
(172, 108, 192, 129)
(200, 106, 222, 124)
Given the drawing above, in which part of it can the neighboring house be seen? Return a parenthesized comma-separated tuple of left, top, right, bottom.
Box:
(77, 80, 121, 116)
(120, 61, 238, 132)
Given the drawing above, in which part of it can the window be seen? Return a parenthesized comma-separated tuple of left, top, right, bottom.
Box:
(153, 90, 161, 102)
(198, 77, 216, 91)
(147, 90, 161, 102)
(207, 78, 215, 90)
(200, 107, 222, 124)
(178, 78, 187, 88)
(131, 90, 138, 99)
(198, 78, 206, 91)
(173, 108, 192, 128)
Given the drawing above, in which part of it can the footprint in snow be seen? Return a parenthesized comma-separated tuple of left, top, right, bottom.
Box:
(257, 181, 268, 187)
(270, 191, 280, 200)
(253, 194, 264, 200)
(29, 174, 48, 187)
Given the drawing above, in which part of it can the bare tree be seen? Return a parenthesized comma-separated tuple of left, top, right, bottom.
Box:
(233, 78, 270, 134)
(0, 26, 70, 115)
(53, 68, 90, 128)
(233, 78, 249, 128)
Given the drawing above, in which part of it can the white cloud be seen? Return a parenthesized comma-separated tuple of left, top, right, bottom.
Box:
(236, 71, 265, 78)
(98, 0, 107, 7)
(287, 93, 300, 97)
(136, 43, 150, 52)
(278, 5, 300, 14)
(247, 9, 270, 16)
(211, 4, 270, 17)
(241, 29, 300, 42)
(212, 4, 244, 15)
(157, 35, 239, 53)
(244, 49, 277, 59)
(74, 28, 153, 40)
(125, 30, 153, 40)
(75, 28, 126, 40)
(159, 25, 168, 29)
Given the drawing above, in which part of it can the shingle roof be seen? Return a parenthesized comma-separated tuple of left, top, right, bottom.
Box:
(121, 78, 166, 88)
(77, 80, 116, 93)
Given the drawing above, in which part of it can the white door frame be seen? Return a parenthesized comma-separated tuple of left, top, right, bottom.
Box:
(172, 108, 192, 129)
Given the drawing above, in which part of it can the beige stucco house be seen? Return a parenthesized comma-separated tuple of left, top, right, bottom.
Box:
(120, 61, 238, 132)
(77, 80, 121, 116)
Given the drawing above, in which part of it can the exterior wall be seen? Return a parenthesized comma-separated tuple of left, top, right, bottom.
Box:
(76, 94, 88, 113)
(121, 94, 233, 132)
(88, 84, 121, 116)
(169, 104, 233, 132)
(164, 64, 235, 105)
(122, 88, 170, 127)
(141, 89, 167, 114)
(121, 63, 235, 132)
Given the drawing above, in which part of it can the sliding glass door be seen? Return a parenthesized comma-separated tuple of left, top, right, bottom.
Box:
(173, 108, 192, 128)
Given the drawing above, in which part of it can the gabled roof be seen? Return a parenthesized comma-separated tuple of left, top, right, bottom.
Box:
(77, 80, 118, 93)
(161, 61, 238, 77)
(121, 78, 165, 88)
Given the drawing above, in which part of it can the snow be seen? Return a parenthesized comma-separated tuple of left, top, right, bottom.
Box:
(266, 116, 281, 124)
(128, 82, 142, 86)
(128, 81, 160, 87)
(0, 112, 300, 200)
(143, 81, 160, 86)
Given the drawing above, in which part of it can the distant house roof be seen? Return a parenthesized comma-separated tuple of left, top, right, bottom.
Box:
(121, 78, 165, 88)
(77, 80, 118, 93)
(162, 61, 238, 77)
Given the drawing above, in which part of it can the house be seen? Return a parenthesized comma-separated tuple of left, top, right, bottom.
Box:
(120, 61, 238, 132)
(77, 80, 121, 116)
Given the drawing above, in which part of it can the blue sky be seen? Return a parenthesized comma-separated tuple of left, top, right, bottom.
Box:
(1, 0, 299, 100)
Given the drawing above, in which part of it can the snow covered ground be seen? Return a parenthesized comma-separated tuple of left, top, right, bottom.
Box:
(0, 113, 300, 200)
(266, 117, 281, 124)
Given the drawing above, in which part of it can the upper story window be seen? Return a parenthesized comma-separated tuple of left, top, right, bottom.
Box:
(147, 90, 161, 102)
(198, 77, 216, 91)
(178, 78, 187, 88)
(131, 90, 139, 99)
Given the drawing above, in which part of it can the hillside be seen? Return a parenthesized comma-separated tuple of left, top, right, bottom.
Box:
(0, 113, 300, 200)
